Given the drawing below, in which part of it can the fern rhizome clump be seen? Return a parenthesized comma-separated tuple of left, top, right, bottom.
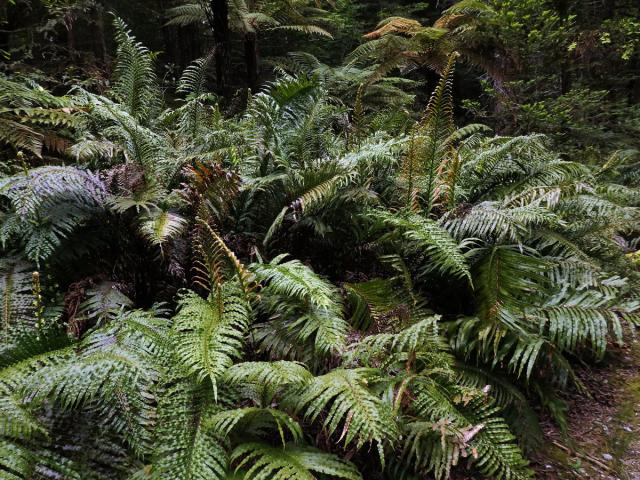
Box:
(1, 15, 639, 480)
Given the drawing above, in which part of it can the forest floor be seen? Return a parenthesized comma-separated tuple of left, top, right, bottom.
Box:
(533, 338, 640, 479)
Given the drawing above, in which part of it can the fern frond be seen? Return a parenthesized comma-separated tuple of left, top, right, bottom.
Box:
(151, 376, 229, 480)
(372, 210, 471, 281)
(286, 368, 397, 463)
(209, 407, 302, 444)
(194, 219, 253, 294)
(232, 442, 362, 480)
(172, 286, 251, 398)
(224, 361, 312, 389)
(0, 256, 35, 342)
(0, 166, 107, 263)
(165, 3, 206, 27)
(442, 202, 558, 243)
(139, 208, 187, 247)
(111, 16, 159, 121)
(251, 255, 340, 312)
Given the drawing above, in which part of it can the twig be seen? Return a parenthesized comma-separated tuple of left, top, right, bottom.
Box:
(551, 440, 614, 473)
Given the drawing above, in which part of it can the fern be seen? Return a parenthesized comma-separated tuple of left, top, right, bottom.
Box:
(139, 208, 187, 248)
(251, 255, 340, 311)
(251, 255, 349, 354)
(0, 166, 107, 263)
(224, 361, 312, 392)
(442, 202, 558, 243)
(150, 376, 229, 480)
(372, 210, 471, 281)
(111, 17, 159, 122)
(231, 442, 362, 480)
(408, 384, 532, 479)
(209, 407, 303, 444)
(286, 368, 398, 463)
(172, 286, 251, 398)
(0, 256, 35, 342)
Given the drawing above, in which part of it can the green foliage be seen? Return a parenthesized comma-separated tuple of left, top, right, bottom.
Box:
(0, 10, 639, 480)
(172, 285, 251, 397)
(287, 368, 398, 463)
(111, 16, 160, 122)
(0, 166, 106, 263)
(0, 256, 35, 341)
(371, 210, 471, 281)
(231, 442, 362, 480)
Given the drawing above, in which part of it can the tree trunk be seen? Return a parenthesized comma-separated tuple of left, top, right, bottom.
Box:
(64, 12, 76, 58)
(603, 0, 616, 19)
(244, 31, 258, 92)
(207, 0, 230, 93)
(95, 7, 108, 64)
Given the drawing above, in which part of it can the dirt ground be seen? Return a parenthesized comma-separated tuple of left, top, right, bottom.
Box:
(533, 338, 640, 480)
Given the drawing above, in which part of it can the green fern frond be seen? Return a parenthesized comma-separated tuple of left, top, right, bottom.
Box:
(231, 442, 362, 480)
(224, 361, 312, 392)
(172, 286, 251, 398)
(111, 16, 159, 121)
(165, 3, 206, 27)
(372, 210, 471, 281)
(209, 407, 303, 444)
(151, 376, 229, 480)
(0, 166, 107, 263)
(251, 255, 340, 312)
(0, 256, 35, 342)
(286, 368, 398, 463)
(194, 219, 254, 294)
(401, 52, 458, 211)
(139, 208, 187, 247)
(442, 202, 558, 243)
(344, 278, 406, 330)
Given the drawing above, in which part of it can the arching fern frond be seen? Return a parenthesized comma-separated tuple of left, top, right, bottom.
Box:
(209, 407, 303, 444)
(139, 208, 187, 248)
(224, 361, 312, 393)
(286, 368, 398, 464)
(151, 376, 229, 480)
(172, 285, 251, 398)
(0, 166, 107, 263)
(0, 256, 35, 342)
(372, 210, 471, 282)
(251, 255, 340, 312)
(231, 442, 362, 480)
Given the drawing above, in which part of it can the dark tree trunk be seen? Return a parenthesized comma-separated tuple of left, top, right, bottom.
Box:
(554, 0, 572, 95)
(206, 0, 230, 93)
(560, 63, 572, 94)
(95, 7, 108, 64)
(603, 0, 616, 19)
(64, 13, 76, 57)
(244, 31, 258, 92)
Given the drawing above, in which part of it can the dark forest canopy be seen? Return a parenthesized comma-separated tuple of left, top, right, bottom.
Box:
(0, 1, 639, 479)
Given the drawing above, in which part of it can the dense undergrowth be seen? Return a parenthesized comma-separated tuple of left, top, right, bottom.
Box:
(1, 13, 639, 480)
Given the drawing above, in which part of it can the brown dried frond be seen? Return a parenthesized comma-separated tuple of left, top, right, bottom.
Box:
(363, 17, 423, 40)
